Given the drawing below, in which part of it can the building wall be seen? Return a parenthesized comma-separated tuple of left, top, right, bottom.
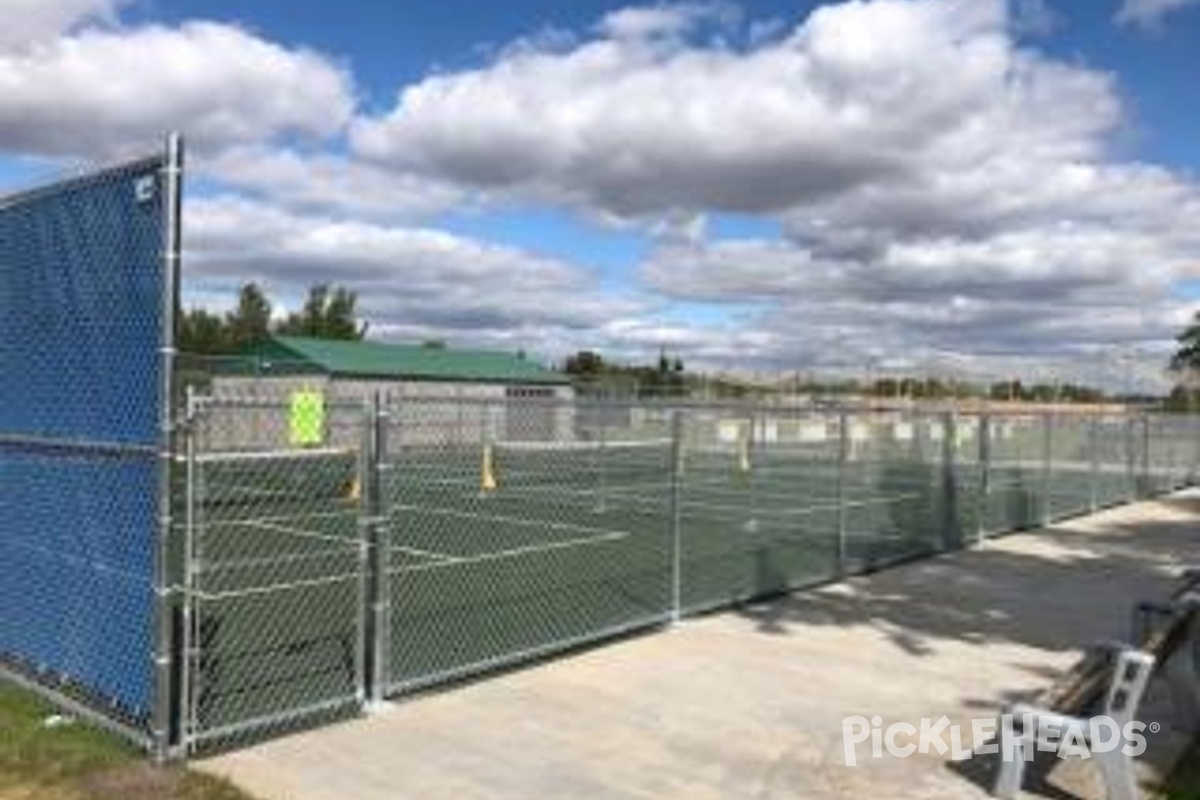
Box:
(206, 375, 575, 451)
(202, 375, 361, 452)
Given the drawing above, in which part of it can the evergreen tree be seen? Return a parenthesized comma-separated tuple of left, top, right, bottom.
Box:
(177, 282, 368, 355)
(1171, 311, 1200, 374)
(226, 283, 272, 352)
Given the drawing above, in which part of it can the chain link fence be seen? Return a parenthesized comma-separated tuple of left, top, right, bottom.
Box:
(679, 408, 840, 611)
(169, 387, 1200, 751)
(0, 143, 180, 752)
(378, 396, 675, 695)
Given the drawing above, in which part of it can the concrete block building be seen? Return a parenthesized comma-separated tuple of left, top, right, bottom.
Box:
(207, 336, 573, 450)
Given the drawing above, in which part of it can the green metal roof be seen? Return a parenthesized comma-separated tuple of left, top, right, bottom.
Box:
(254, 336, 569, 385)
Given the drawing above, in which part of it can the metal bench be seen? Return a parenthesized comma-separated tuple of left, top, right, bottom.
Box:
(992, 568, 1200, 800)
(1133, 568, 1200, 731)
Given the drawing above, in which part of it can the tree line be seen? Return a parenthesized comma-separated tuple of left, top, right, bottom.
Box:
(1168, 312, 1200, 410)
(564, 349, 689, 396)
(179, 283, 367, 355)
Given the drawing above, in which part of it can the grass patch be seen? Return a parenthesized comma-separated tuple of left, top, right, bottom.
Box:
(0, 682, 259, 800)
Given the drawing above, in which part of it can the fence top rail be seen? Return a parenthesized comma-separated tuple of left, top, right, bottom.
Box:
(0, 154, 164, 212)
(191, 393, 369, 413)
(186, 389, 1200, 425)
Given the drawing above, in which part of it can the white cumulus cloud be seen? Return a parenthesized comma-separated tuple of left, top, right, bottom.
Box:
(0, 0, 124, 50)
(185, 196, 651, 353)
(0, 6, 354, 159)
(351, 0, 1108, 219)
(346, 0, 1200, 375)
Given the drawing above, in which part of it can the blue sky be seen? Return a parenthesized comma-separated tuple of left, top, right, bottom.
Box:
(1033, 0, 1200, 170)
(0, 0, 1198, 386)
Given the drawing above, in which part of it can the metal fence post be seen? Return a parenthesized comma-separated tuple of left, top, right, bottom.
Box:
(941, 412, 959, 551)
(1125, 415, 1137, 501)
(1192, 413, 1200, 486)
(176, 388, 199, 756)
(1141, 414, 1152, 498)
(597, 422, 609, 512)
(153, 132, 184, 761)
(356, 398, 371, 706)
(836, 411, 849, 575)
(977, 413, 991, 543)
(1040, 412, 1053, 526)
(365, 392, 391, 705)
(669, 409, 684, 623)
(745, 409, 759, 534)
(1088, 415, 1100, 513)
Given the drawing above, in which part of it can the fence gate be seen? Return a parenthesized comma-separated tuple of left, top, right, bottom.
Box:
(181, 395, 369, 749)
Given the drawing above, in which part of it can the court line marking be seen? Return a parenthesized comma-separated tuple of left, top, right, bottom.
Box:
(194, 572, 361, 601)
(230, 508, 357, 525)
(387, 503, 640, 539)
(678, 495, 839, 519)
(392, 488, 670, 515)
(391, 544, 457, 563)
(202, 548, 357, 574)
(389, 530, 631, 575)
(384, 471, 931, 509)
(219, 518, 360, 548)
(677, 489, 929, 519)
(388, 474, 674, 499)
(387, 482, 930, 522)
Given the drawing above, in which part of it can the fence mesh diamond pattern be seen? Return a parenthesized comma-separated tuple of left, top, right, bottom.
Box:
(381, 397, 675, 693)
(183, 395, 367, 748)
(679, 409, 842, 612)
(0, 156, 169, 739)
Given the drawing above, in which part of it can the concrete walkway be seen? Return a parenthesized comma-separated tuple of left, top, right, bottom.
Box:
(201, 493, 1200, 800)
